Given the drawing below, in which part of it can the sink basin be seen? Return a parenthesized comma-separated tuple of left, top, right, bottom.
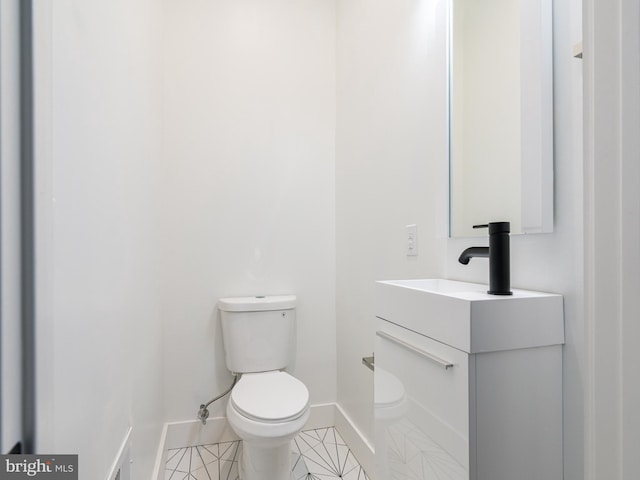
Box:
(375, 279, 564, 353)
(382, 278, 488, 295)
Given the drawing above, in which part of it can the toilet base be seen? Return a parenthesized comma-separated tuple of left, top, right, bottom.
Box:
(239, 440, 292, 480)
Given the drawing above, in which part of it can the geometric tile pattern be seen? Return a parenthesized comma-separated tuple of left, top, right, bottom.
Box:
(164, 427, 370, 480)
(293, 428, 370, 480)
(165, 441, 240, 480)
(383, 419, 466, 480)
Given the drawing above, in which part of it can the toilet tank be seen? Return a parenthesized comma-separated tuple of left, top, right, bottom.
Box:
(218, 295, 296, 373)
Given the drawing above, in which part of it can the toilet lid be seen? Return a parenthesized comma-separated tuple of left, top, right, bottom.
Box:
(231, 371, 309, 423)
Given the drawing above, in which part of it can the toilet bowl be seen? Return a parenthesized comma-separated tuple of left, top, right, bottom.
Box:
(218, 295, 310, 480)
(227, 371, 310, 479)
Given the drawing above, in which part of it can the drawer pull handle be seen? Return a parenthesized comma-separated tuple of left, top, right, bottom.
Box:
(376, 330, 455, 370)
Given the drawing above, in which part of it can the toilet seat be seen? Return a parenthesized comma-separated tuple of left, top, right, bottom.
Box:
(230, 371, 309, 423)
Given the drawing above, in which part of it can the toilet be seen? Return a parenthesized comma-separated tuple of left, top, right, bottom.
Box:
(218, 295, 310, 480)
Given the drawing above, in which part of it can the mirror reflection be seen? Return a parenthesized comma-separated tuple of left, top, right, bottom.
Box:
(449, 0, 554, 237)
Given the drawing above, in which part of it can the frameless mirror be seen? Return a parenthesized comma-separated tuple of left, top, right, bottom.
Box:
(449, 0, 553, 237)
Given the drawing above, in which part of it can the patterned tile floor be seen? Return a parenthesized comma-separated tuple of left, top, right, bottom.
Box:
(164, 427, 370, 480)
(383, 418, 466, 480)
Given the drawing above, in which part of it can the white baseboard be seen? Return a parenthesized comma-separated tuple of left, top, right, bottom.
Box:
(334, 404, 376, 480)
(152, 403, 374, 480)
(150, 423, 168, 480)
(105, 427, 132, 480)
(305, 402, 337, 430)
(164, 415, 239, 451)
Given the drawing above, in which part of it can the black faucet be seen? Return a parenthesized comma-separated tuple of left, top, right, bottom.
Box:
(458, 221, 512, 295)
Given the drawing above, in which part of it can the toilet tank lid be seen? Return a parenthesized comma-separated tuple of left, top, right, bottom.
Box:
(218, 295, 296, 312)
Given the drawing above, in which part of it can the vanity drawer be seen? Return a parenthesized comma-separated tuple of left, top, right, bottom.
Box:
(375, 317, 471, 469)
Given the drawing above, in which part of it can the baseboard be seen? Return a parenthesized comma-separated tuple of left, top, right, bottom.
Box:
(105, 427, 132, 480)
(164, 415, 239, 451)
(334, 404, 376, 480)
(153, 403, 337, 479)
(305, 402, 337, 430)
(150, 423, 168, 480)
(152, 403, 375, 480)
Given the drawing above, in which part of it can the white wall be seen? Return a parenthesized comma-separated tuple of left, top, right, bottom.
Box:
(336, 0, 449, 444)
(34, 1, 337, 474)
(583, 0, 640, 478)
(31, 2, 639, 480)
(447, 0, 585, 478)
(160, 0, 337, 422)
(336, 5, 585, 480)
(36, 0, 165, 477)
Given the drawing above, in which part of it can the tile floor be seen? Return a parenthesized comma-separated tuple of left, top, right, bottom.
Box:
(382, 418, 466, 480)
(164, 427, 370, 480)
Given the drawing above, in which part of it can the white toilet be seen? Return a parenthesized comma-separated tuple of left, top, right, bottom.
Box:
(218, 295, 310, 480)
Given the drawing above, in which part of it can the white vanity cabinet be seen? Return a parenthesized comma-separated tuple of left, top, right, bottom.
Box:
(374, 279, 564, 480)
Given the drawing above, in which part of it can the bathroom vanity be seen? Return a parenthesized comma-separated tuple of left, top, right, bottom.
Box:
(374, 279, 564, 480)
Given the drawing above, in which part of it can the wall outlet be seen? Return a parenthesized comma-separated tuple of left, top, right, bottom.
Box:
(406, 224, 418, 256)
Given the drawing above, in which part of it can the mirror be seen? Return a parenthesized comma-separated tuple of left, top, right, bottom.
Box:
(449, 0, 553, 237)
